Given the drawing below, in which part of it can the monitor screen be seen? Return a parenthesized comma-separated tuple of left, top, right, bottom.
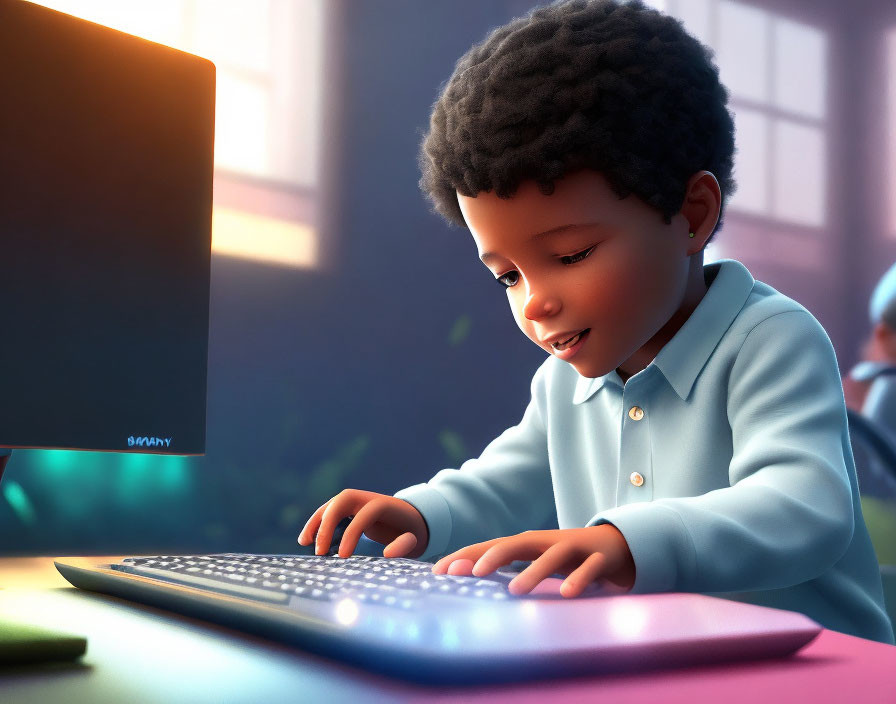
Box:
(0, 0, 215, 455)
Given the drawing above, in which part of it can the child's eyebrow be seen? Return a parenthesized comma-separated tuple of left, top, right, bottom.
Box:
(479, 222, 602, 264)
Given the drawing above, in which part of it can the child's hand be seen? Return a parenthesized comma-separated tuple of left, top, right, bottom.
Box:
(298, 489, 429, 559)
(432, 525, 636, 598)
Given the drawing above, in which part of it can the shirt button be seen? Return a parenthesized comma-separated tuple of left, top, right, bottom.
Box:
(628, 406, 644, 421)
(630, 472, 645, 487)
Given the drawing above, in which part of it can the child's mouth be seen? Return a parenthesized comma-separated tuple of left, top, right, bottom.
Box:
(552, 329, 590, 357)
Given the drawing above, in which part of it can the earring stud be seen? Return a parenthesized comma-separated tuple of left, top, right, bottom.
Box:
(689, 232, 695, 238)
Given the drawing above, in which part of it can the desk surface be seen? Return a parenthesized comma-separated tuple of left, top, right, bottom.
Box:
(1, 557, 895, 704)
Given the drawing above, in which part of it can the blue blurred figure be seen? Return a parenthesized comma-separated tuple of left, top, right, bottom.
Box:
(845, 263, 896, 443)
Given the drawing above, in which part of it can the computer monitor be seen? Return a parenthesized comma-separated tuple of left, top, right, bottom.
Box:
(0, 0, 216, 481)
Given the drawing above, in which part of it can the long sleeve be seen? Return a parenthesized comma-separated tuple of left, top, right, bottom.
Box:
(589, 310, 856, 595)
(394, 361, 555, 562)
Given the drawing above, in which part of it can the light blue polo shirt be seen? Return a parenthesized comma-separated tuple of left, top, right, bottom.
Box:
(395, 259, 895, 644)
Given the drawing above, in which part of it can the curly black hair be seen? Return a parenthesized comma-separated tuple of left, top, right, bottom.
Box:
(418, 0, 736, 245)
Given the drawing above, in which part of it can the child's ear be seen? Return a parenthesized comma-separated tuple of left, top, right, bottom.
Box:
(681, 170, 721, 254)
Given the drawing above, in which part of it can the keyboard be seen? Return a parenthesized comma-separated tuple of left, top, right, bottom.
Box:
(55, 553, 823, 684)
(110, 553, 514, 609)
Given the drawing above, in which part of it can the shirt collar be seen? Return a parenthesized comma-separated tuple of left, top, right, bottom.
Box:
(849, 360, 896, 382)
(573, 259, 755, 404)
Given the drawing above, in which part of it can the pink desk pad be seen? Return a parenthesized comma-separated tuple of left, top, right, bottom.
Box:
(415, 627, 896, 703)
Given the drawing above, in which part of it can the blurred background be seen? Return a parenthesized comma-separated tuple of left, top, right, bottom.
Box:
(2, 0, 895, 560)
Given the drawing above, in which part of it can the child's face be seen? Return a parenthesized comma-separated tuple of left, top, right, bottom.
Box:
(458, 169, 699, 379)
(867, 321, 896, 363)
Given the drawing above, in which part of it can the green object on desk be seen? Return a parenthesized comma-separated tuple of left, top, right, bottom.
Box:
(0, 615, 87, 665)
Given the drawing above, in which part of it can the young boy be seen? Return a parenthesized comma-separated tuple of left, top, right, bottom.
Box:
(300, 0, 895, 644)
(844, 261, 896, 439)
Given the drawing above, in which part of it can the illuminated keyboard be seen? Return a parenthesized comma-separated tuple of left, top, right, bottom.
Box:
(56, 553, 822, 683)
(111, 553, 514, 609)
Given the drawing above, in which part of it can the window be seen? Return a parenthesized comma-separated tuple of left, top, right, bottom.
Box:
(645, 0, 829, 262)
(29, 0, 325, 268)
(888, 29, 896, 237)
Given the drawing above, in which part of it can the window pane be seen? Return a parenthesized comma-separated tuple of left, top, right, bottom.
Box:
(773, 121, 826, 227)
(267, 0, 324, 187)
(215, 73, 269, 177)
(669, 0, 712, 47)
(718, 1, 769, 103)
(889, 29, 896, 236)
(193, 0, 271, 74)
(728, 108, 769, 215)
(773, 17, 827, 119)
(212, 208, 317, 268)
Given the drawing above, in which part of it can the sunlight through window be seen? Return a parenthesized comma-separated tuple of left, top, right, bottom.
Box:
(664, 0, 829, 233)
(888, 29, 896, 237)
(28, 0, 324, 268)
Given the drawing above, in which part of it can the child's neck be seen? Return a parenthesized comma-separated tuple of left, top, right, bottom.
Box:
(616, 257, 710, 383)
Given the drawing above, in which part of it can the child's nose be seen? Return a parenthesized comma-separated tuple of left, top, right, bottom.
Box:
(523, 290, 561, 320)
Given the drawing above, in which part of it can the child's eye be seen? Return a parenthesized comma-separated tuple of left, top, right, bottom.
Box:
(494, 246, 596, 289)
(495, 271, 519, 288)
(559, 246, 595, 265)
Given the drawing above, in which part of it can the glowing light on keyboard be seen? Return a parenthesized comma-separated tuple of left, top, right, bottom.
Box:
(440, 621, 461, 650)
(382, 617, 397, 638)
(520, 601, 539, 619)
(608, 600, 649, 639)
(334, 598, 359, 626)
(471, 607, 501, 637)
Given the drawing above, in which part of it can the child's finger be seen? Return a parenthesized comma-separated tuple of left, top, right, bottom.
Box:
(433, 551, 476, 574)
(560, 552, 607, 598)
(471, 537, 538, 577)
(297, 516, 317, 545)
(335, 501, 386, 557)
(315, 502, 355, 555)
(446, 558, 476, 576)
(432, 538, 500, 573)
(297, 501, 330, 545)
(382, 532, 417, 558)
(506, 542, 575, 595)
